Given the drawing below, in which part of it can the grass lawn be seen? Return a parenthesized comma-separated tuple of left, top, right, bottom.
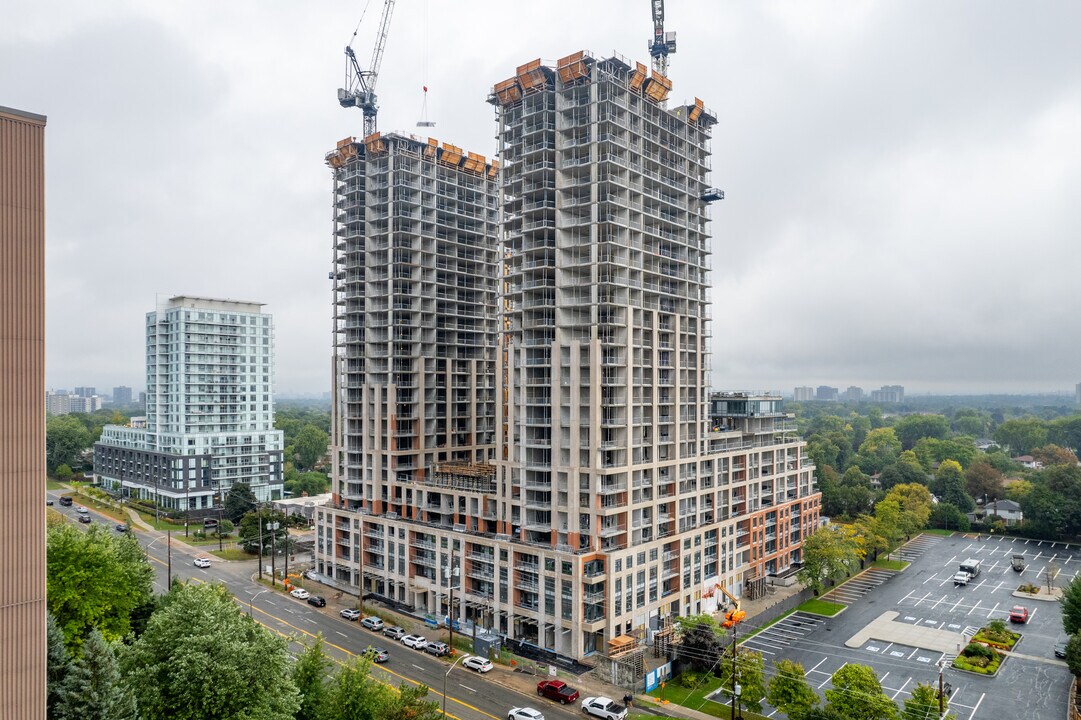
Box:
(211, 548, 253, 561)
(645, 674, 770, 719)
(798, 598, 845, 616)
(46, 479, 67, 491)
(872, 558, 909, 571)
(922, 528, 956, 537)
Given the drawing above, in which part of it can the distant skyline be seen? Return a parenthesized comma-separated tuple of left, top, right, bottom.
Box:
(5, 1, 1080, 396)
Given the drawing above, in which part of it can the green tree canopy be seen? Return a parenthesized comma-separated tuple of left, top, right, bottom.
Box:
(47, 525, 154, 650)
(223, 481, 258, 523)
(55, 629, 137, 720)
(716, 648, 766, 713)
(294, 636, 331, 720)
(912, 436, 978, 471)
(766, 658, 819, 720)
(893, 414, 950, 450)
(901, 682, 953, 720)
(882, 483, 933, 537)
(930, 502, 971, 532)
(1031, 444, 1079, 468)
(46, 415, 93, 474)
(677, 614, 726, 672)
(122, 583, 299, 720)
(824, 664, 898, 720)
(964, 462, 1004, 502)
(932, 460, 974, 512)
(293, 424, 330, 470)
(47, 613, 73, 717)
(1061, 575, 1081, 636)
(797, 525, 863, 595)
(852, 428, 902, 474)
(1049, 416, 1081, 454)
(239, 508, 289, 554)
(994, 417, 1048, 455)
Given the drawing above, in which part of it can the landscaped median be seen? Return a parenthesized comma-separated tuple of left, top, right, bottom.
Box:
(952, 620, 1019, 676)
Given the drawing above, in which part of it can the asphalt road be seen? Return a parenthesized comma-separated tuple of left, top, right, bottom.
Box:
(46, 491, 581, 720)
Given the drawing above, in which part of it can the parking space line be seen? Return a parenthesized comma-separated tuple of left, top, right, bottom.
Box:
(818, 663, 843, 689)
(806, 658, 827, 676)
(986, 602, 999, 619)
(967, 692, 985, 720)
(890, 677, 911, 700)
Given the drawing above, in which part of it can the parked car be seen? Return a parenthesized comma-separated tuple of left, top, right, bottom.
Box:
(360, 616, 385, 632)
(462, 655, 494, 673)
(193, 556, 212, 568)
(401, 634, 428, 649)
(290, 588, 310, 600)
(115, 523, 128, 532)
(46, 499, 54, 506)
(581, 696, 628, 720)
(365, 646, 389, 663)
(1055, 636, 1069, 658)
(537, 679, 579, 704)
(383, 626, 407, 640)
(307, 596, 326, 608)
(77, 514, 92, 524)
(507, 708, 545, 720)
(1009, 606, 1029, 624)
(340, 608, 361, 621)
(424, 641, 451, 657)
(59, 496, 73, 507)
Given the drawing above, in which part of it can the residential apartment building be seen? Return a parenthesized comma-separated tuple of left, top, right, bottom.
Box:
(870, 384, 905, 403)
(315, 52, 818, 661)
(792, 386, 814, 402)
(46, 390, 103, 415)
(0, 104, 47, 719)
(815, 385, 839, 402)
(843, 386, 863, 402)
(112, 385, 134, 405)
(95, 296, 284, 513)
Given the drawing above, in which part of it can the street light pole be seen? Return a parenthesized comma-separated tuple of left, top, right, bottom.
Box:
(442, 654, 465, 718)
(444, 557, 460, 653)
(167, 530, 173, 587)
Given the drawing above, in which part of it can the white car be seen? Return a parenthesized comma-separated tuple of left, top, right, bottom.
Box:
(581, 697, 627, 720)
(290, 588, 310, 600)
(193, 556, 212, 568)
(462, 655, 494, 673)
(508, 708, 545, 720)
(401, 634, 428, 649)
(75, 506, 89, 514)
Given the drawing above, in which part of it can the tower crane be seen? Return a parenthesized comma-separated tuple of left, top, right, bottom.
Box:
(338, 0, 397, 137)
(648, 0, 677, 75)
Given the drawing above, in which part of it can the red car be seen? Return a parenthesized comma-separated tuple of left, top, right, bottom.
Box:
(1009, 606, 1029, 623)
(537, 679, 579, 704)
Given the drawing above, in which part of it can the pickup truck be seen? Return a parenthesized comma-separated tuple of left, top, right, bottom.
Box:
(536, 679, 579, 704)
(581, 696, 628, 720)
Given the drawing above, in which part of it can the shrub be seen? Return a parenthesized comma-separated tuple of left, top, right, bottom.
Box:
(679, 671, 701, 689)
(962, 643, 994, 660)
(1018, 583, 1040, 594)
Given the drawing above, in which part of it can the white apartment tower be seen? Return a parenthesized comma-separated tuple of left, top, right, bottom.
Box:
(316, 53, 819, 661)
(95, 296, 284, 510)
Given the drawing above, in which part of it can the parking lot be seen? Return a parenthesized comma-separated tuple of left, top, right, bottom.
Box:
(743, 533, 1075, 720)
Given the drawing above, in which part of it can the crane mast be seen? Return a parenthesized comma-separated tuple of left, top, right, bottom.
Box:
(338, 0, 397, 137)
(648, 0, 677, 75)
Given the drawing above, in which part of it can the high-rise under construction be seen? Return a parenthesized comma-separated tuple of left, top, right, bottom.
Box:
(316, 52, 819, 662)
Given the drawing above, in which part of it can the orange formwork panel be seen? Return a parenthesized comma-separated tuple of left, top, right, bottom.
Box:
(440, 142, 463, 167)
(644, 71, 673, 102)
(336, 136, 356, 150)
(689, 97, 704, 123)
(487, 159, 499, 179)
(363, 132, 385, 154)
(424, 137, 439, 158)
(557, 51, 590, 85)
(515, 58, 547, 94)
(629, 62, 648, 92)
(461, 151, 486, 174)
(327, 152, 345, 168)
(494, 77, 522, 106)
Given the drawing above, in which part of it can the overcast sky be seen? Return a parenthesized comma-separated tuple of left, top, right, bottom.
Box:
(5, 1, 1080, 397)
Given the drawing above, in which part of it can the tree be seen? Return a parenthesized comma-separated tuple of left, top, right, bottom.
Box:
(964, 462, 1004, 502)
(1031, 444, 1079, 468)
(1061, 574, 1081, 636)
(912, 437, 977, 471)
(994, 417, 1048, 455)
(716, 648, 766, 714)
(121, 583, 299, 720)
(382, 683, 442, 720)
(852, 428, 902, 475)
(882, 483, 933, 537)
(294, 424, 330, 470)
(902, 681, 953, 720)
(824, 664, 898, 720)
(294, 636, 331, 720)
(47, 525, 154, 650)
(322, 655, 395, 720)
(797, 524, 863, 595)
(952, 408, 990, 438)
(766, 659, 819, 720)
(677, 614, 726, 671)
(893, 414, 949, 450)
(930, 502, 971, 532)
(55, 629, 137, 720)
(239, 508, 289, 555)
(1049, 416, 1081, 454)
(47, 613, 73, 717)
(932, 460, 974, 513)
(223, 481, 258, 523)
(1064, 634, 1081, 678)
(46, 415, 92, 474)
(55, 463, 74, 481)
(869, 500, 904, 557)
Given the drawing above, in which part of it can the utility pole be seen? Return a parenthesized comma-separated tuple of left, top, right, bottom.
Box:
(167, 530, 173, 587)
(444, 557, 460, 652)
(730, 627, 739, 720)
(268, 519, 281, 586)
(937, 659, 945, 717)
